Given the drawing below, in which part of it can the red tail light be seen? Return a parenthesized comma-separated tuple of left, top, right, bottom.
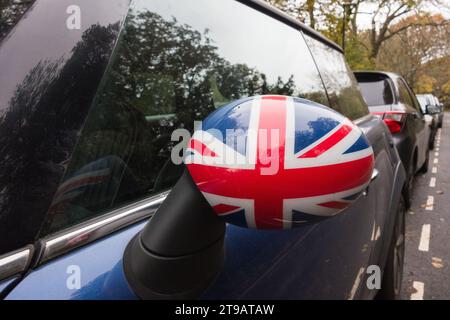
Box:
(372, 112, 406, 134)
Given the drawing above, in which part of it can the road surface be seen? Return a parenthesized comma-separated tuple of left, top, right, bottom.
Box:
(401, 114, 450, 300)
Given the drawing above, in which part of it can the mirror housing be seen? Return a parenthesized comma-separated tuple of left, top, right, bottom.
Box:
(185, 95, 374, 229)
(426, 104, 439, 114)
(123, 170, 225, 299)
(123, 95, 375, 299)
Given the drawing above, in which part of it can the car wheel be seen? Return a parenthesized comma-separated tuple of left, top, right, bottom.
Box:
(419, 149, 429, 174)
(377, 195, 406, 300)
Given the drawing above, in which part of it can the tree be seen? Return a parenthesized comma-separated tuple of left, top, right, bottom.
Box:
(377, 13, 449, 89)
(264, 0, 449, 106)
(0, 0, 35, 41)
(369, 2, 449, 59)
(415, 74, 437, 93)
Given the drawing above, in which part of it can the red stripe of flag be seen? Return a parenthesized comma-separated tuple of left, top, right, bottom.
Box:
(318, 201, 349, 209)
(189, 139, 217, 157)
(298, 124, 352, 158)
(213, 203, 241, 215)
(187, 155, 373, 200)
(53, 175, 107, 199)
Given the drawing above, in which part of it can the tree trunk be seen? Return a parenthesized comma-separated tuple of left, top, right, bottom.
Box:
(306, 0, 315, 29)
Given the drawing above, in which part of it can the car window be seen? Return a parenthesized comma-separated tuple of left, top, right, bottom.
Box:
(428, 95, 436, 106)
(39, 0, 330, 235)
(397, 78, 416, 109)
(417, 95, 428, 113)
(355, 77, 394, 107)
(0, 0, 128, 256)
(303, 35, 369, 120)
(0, 0, 36, 44)
(432, 96, 439, 107)
(407, 82, 422, 112)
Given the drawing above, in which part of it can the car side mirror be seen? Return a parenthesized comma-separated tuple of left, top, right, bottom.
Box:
(123, 95, 374, 299)
(426, 105, 438, 114)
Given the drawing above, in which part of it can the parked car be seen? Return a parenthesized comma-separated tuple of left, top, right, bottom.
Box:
(354, 71, 430, 208)
(433, 95, 445, 128)
(417, 94, 441, 149)
(1, 0, 406, 300)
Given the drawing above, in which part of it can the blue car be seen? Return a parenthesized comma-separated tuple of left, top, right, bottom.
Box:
(0, 0, 406, 300)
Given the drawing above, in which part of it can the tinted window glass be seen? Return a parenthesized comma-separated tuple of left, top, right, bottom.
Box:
(417, 95, 428, 113)
(40, 0, 329, 235)
(434, 97, 441, 106)
(303, 35, 369, 120)
(0, 0, 35, 43)
(397, 78, 414, 108)
(0, 0, 127, 255)
(425, 94, 435, 106)
(356, 79, 394, 107)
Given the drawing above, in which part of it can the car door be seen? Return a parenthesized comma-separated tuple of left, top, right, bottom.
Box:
(4, 0, 402, 300)
(397, 78, 428, 168)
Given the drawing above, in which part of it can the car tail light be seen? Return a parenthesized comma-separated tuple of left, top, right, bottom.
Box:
(372, 112, 406, 134)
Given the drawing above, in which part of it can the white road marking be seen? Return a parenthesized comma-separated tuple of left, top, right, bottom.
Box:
(432, 167, 438, 173)
(429, 177, 436, 188)
(436, 148, 440, 152)
(411, 281, 425, 300)
(434, 158, 439, 164)
(419, 224, 431, 252)
(435, 152, 439, 157)
(426, 196, 434, 211)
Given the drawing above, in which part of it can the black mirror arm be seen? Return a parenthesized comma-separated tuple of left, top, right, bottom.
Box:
(123, 169, 226, 299)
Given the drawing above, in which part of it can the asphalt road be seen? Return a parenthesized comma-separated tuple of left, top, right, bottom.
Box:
(401, 114, 450, 300)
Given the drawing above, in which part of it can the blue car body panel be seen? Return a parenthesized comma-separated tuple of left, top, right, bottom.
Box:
(0, 277, 18, 297)
(5, 196, 385, 300)
(5, 123, 404, 300)
(6, 223, 143, 300)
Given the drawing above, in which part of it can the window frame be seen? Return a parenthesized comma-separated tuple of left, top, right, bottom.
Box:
(0, 246, 33, 282)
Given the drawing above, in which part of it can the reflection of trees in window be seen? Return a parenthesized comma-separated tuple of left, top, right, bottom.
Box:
(0, 0, 35, 42)
(66, 11, 311, 204)
(295, 117, 339, 152)
(304, 35, 368, 120)
(0, 23, 120, 253)
(38, 11, 330, 236)
(92, 10, 316, 127)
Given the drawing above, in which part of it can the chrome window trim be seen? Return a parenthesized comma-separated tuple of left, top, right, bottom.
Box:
(0, 246, 33, 281)
(353, 113, 374, 125)
(239, 0, 343, 53)
(38, 190, 170, 266)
